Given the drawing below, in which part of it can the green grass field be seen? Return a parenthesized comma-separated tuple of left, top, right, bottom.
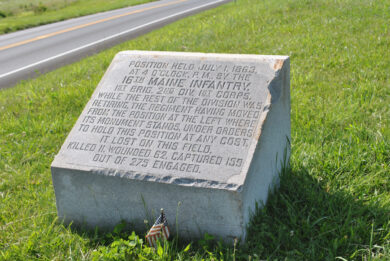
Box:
(0, 0, 389, 259)
(0, 0, 155, 34)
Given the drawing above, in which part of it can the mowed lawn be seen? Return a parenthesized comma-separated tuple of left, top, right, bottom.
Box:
(0, 0, 389, 259)
(0, 0, 155, 34)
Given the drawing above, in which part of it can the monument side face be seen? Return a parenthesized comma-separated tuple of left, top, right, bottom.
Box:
(51, 51, 290, 241)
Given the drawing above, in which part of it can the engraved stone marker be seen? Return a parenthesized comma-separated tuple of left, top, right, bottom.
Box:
(51, 51, 290, 241)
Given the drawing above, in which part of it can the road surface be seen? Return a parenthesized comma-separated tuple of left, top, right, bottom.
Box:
(0, 0, 229, 88)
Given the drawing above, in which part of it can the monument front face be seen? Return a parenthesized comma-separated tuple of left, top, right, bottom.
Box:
(51, 51, 290, 241)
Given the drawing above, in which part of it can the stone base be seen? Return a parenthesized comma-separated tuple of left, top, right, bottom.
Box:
(52, 167, 244, 241)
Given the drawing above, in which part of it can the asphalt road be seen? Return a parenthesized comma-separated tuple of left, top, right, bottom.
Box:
(0, 0, 229, 88)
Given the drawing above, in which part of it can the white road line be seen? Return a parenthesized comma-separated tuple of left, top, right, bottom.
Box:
(0, 0, 226, 80)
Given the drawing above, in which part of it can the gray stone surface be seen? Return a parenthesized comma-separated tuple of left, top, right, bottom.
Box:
(51, 51, 290, 242)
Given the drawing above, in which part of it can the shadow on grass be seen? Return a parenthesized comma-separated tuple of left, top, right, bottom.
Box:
(66, 165, 389, 260)
(242, 165, 389, 260)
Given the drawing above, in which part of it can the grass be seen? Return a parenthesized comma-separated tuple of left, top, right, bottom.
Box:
(0, 0, 155, 34)
(0, 0, 389, 259)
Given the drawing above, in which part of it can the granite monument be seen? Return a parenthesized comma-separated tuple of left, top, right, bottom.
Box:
(51, 51, 290, 241)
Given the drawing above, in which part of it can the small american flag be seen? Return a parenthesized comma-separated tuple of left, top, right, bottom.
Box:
(145, 209, 170, 248)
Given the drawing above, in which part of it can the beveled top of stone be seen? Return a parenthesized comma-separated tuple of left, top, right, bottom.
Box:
(52, 51, 289, 191)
